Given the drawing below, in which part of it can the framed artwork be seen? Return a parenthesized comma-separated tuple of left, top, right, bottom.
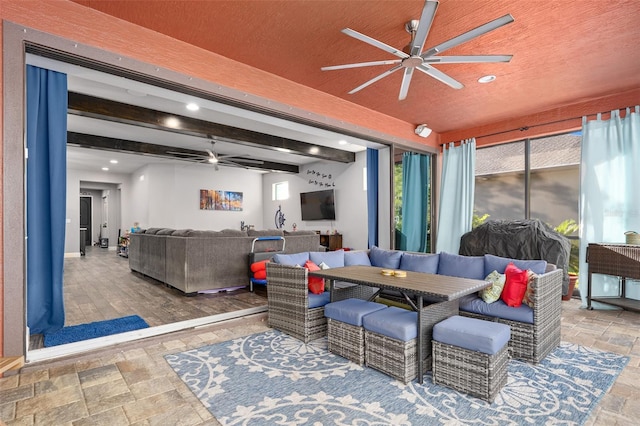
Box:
(200, 190, 243, 211)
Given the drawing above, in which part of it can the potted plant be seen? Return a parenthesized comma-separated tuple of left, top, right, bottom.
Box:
(554, 219, 580, 300)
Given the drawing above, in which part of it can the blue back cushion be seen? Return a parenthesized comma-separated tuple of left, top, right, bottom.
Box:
(344, 251, 372, 266)
(273, 252, 309, 266)
(437, 252, 485, 280)
(369, 246, 403, 269)
(399, 253, 439, 273)
(310, 250, 345, 268)
(484, 254, 548, 277)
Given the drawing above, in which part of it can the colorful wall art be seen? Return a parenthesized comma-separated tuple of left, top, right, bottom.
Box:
(200, 190, 243, 211)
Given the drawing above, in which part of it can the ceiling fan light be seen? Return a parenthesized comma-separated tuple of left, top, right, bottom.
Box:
(415, 124, 432, 138)
(208, 155, 219, 164)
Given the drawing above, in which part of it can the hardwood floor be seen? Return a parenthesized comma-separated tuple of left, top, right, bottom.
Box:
(29, 246, 267, 349)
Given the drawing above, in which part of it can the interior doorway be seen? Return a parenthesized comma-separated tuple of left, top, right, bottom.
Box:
(80, 196, 92, 252)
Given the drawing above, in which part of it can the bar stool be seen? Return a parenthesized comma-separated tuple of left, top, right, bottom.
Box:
(432, 315, 511, 403)
(324, 298, 387, 364)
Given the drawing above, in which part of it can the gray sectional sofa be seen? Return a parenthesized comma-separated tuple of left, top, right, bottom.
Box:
(129, 228, 322, 295)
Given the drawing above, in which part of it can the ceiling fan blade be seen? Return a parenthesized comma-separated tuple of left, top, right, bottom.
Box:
(421, 14, 514, 58)
(410, 0, 439, 55)
(399, 68, 415, 100)
(348, 64, 403, 95)
(416, 64, 464, 89)
(219, 157, 264, 165)
(321, 59, 402, 71)
(341, 28, 409, 59)
(425, 55, 513, 64)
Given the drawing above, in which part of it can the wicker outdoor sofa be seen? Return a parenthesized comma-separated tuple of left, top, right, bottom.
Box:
(265, 247, 564, 364)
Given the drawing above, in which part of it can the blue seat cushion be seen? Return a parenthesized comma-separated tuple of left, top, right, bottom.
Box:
(273, 252, 309, 266)
(437, 252, 485, 280)
(344, 251, 372, 266)
(310, 250, 345, 268)
(324, 298, 387, 326)
(433, 315, 511, 355)
(308, 291, 331, 309)
(458, 294, 534, 324)
(369, 246, 403, 269)
(362, 307, 418, 341)
(399, 252, 439, 273)
(484, 254, 547, 277)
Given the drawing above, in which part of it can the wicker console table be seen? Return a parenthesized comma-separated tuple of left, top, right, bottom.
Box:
(586, 243, 640, 311)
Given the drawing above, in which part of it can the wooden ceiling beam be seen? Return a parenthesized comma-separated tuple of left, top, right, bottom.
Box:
(67, 92, 355, 163)
(67, 132, 300, 173)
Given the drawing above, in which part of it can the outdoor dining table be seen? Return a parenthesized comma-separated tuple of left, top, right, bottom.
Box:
(309, 265, 490, 383)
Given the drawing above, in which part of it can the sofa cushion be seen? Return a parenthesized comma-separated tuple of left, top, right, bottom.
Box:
(399, 253, 439, 274)
(324, 299, 387, 326)
(218, 229, 248, 237)
(284, 230, 318, 236)
(344, 251, 372, 266)
(248, 229, 284, 237)
(480, 270, 506, 303)
(308, 291, 331, 309)
(433, 315, 511, 355)
(273, 252, 310, 266)
(156, 228, 175, 235)
(458, 294, 534, 324)
(310, 250, 345, 268)
(144, 228, 163, 234)
(484, 254, 547, 277)
(437, 252, 485, 280)
(186, 230, 220, 237)
(171, 229, 192, 237)
(501, 263, 529, 307)
(362, 307, 418, 341)
(369, 246, 403, 269)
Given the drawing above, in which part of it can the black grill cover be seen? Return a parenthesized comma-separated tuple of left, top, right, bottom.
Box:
(459, 219, 571, 293)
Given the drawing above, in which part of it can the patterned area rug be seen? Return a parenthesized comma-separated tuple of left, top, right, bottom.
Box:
(165, 330, 628, 425)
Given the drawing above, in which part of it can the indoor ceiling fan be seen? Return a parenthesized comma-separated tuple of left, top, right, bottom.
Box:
(170, 136, 264, 171)
(321, 0, 514, 100)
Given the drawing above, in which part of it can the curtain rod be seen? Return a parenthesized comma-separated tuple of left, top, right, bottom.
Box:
(447, 106, 635, 143)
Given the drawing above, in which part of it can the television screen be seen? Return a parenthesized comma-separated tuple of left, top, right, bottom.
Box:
(300, 189, 336, 220)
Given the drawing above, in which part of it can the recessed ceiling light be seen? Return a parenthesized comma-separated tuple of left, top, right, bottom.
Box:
(275, 147, 291, 153)
(186, 103, 199, 111)
(165, 117, 180, 128)
(102, 167, 109, 171)
(478, 75, 496, 84)
(110, 159, 118, 164)
(309, 147, 320, 154)
(338, 140, 348, 145)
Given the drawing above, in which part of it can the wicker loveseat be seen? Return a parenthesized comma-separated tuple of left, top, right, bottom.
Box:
(266, 247, 563, 363)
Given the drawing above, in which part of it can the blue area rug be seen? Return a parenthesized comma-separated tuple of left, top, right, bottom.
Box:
(44, 315, 149, 347)
(165, 330, 628, 425)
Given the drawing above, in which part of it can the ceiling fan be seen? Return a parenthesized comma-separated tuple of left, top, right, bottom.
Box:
(321, 0, 514, 100)
(170, 136, 264, 171)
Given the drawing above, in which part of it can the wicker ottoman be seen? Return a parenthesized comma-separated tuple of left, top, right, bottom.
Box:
(324, 298, 387, 365)
(432, 315, 511, 403)
(362, 307, 421, 384)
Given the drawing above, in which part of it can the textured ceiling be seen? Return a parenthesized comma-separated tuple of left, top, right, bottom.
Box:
(71, 0, 640, 135)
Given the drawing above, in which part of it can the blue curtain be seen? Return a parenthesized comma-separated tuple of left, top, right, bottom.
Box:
(400, 152, 430, 252)
(579, 106, 640, 307)
(366, 148, 379, 248)
(436, 139, 476, 254)
(26, 65, 68, 334)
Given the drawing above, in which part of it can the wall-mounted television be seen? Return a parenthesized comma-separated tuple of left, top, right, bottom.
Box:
(300, 189, 336, 221)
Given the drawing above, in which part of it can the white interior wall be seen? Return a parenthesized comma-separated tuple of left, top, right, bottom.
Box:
(261, 153, 373, 250)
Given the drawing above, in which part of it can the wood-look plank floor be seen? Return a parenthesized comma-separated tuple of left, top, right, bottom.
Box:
(29, 246, 267, 349)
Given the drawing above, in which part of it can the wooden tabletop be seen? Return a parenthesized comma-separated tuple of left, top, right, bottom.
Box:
(309, 265, 489, 301)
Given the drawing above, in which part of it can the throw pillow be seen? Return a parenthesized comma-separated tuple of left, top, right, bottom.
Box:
(522, 270, 538, 308)
(344, 250, 372, 266)
(399, 253, 440, 274)
(319, 261, 331, 270)
(250, 260, 269, 273)
(253, 269, 267, 280)
(304, 260, 325, 294)
(479, 270, 506, 303)
(501, 263, 529, 307)
(369, 246, 403, 269)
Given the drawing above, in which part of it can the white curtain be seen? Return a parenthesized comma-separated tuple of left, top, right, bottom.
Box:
(436, 139, 476, 254)
(579, 106, 640, 307)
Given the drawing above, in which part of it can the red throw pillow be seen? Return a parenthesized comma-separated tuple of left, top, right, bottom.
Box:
(253, 269, 267, 280)
(250, 260, 269, 273)
(501, 263, 529, 307)
(304, 260, 325, 294)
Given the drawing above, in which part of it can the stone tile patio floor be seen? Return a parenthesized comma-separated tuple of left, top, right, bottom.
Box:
(1, 298, 639, 425)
